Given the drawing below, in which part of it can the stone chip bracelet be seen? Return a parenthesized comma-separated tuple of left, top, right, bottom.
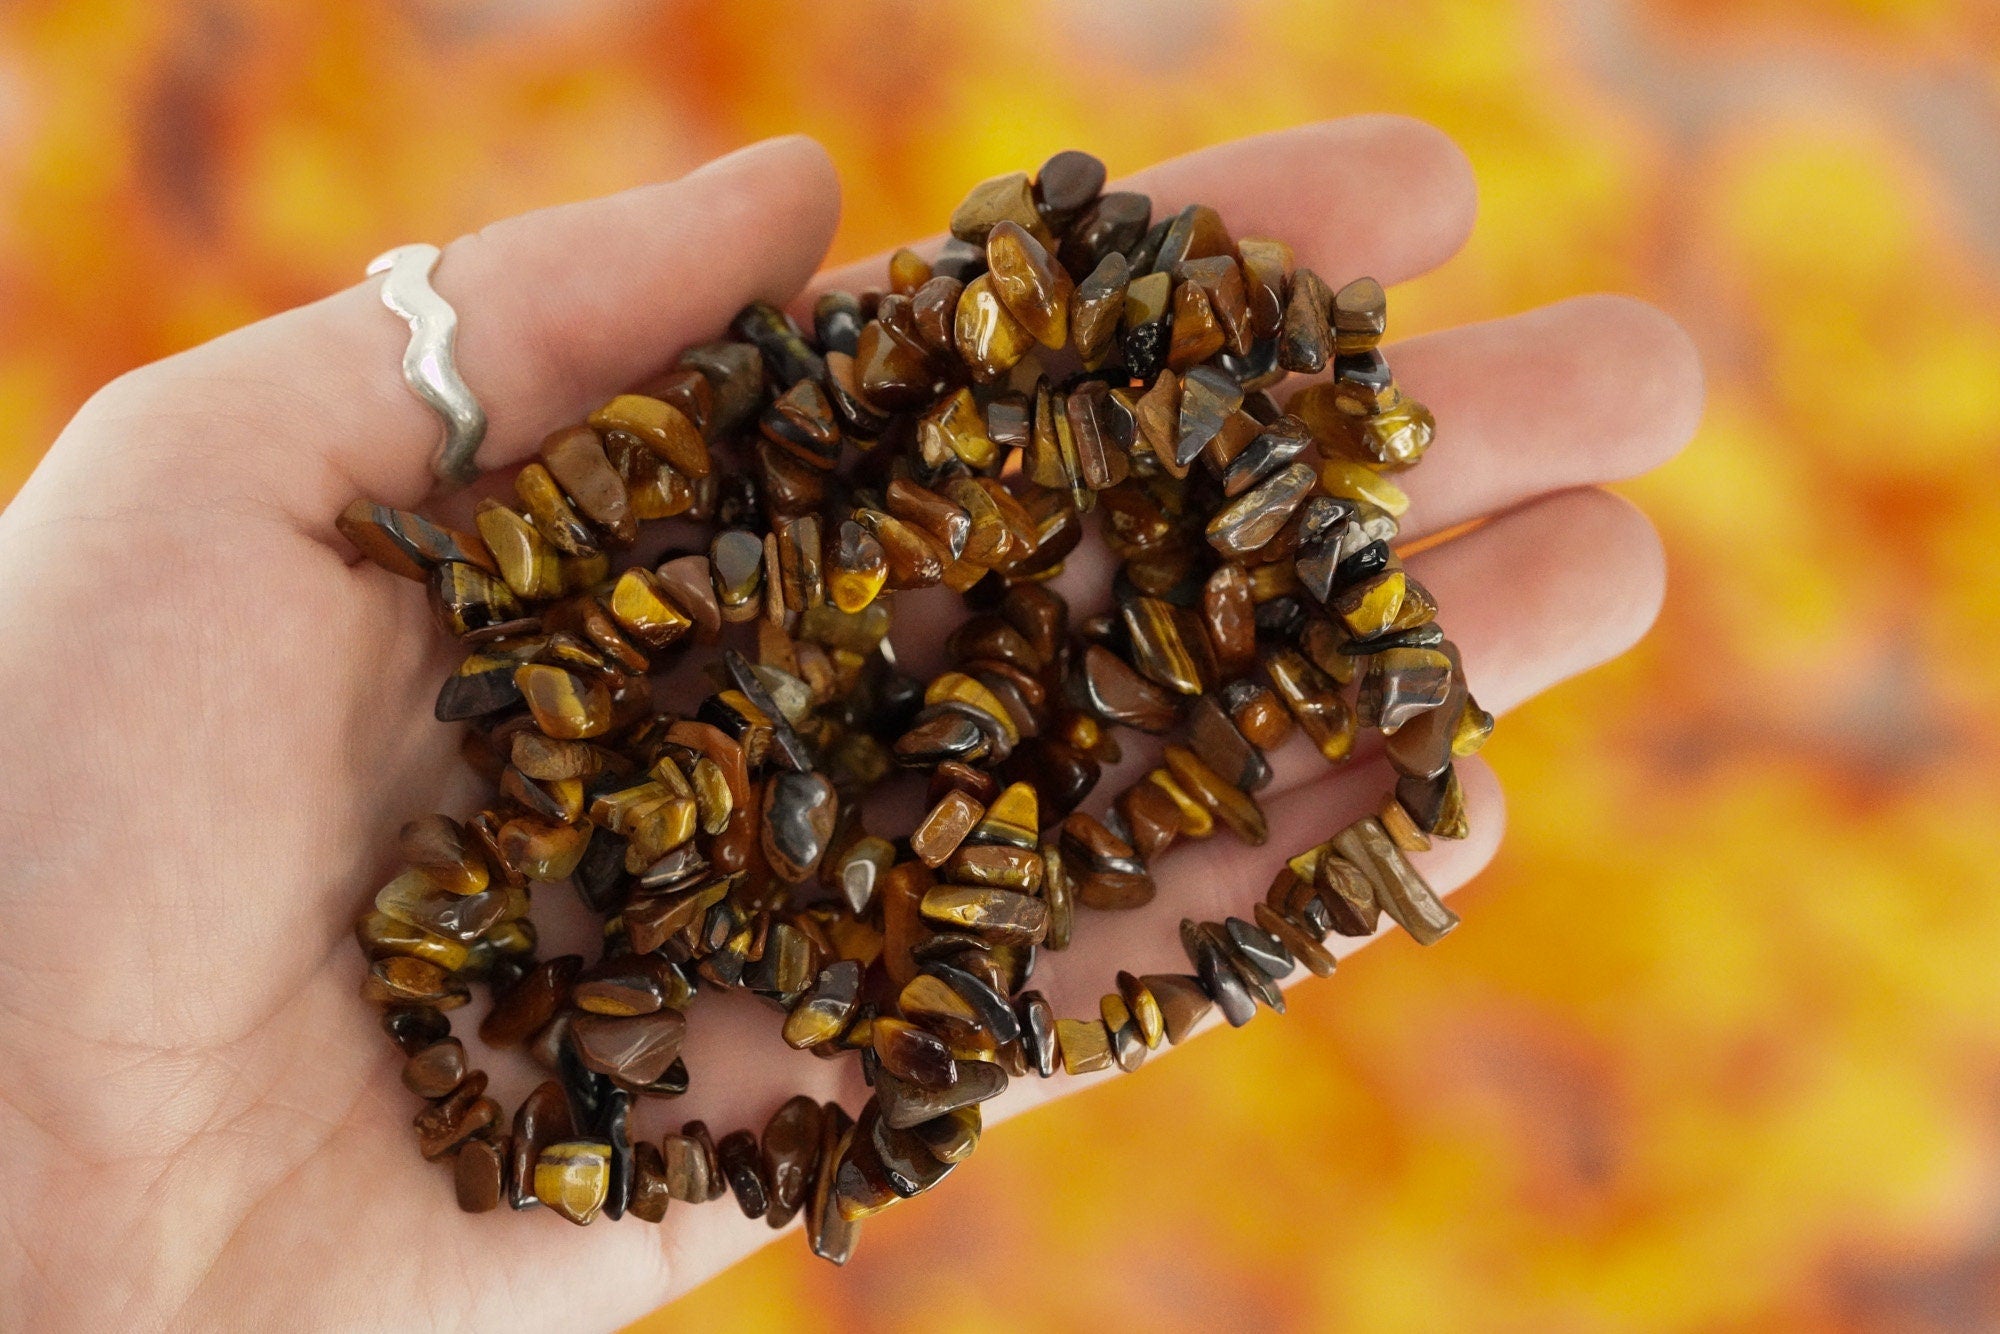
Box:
(340, 148, 1491, 1262)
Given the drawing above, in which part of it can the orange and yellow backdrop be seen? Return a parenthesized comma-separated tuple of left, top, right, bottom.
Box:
(3, 1, 1998, 1329)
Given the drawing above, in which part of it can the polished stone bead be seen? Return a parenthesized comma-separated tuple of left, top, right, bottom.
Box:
(1070, 251, 1130, 369)
(1304, 850, 1376, 937)
(1167, 278, 1226, 370)
(569, 1008, 686, 1085)
(821, 521, 886, 617)
(1108, 971, 1163, 1050)
(923, 960, 1022, 1043)
(877, 1058, 1008, 1130)
(1059, 811, 1154, 909)
(1139, 973, 1214, 1044)
(1117, 777, 1183, 862)
(382, 1003, 451, 1057)
(1056, 1018, 1114, 1074)
(535, 1140, 611, 1224)
(1176, 364, 1243, 469)
(1265, 647, 1358, 765)
(759, 377, 842, 470)
(813, 290, 865, 356)
(1222, 416, 1315, 497)
(917, 387, 999, 471)
(784, 959, 863, 1049)
(857, 509, 946, 589)
(454, 1136, 505, 1213)
(627, 1140, 671, 1223)
(806, 1104, 860, 1263)
(427, 561, 523, 639)
(1076, 643, 1182, 734)
(678, 340, 766, 436)
(953, 272, 1035, 382)
(911, 788, 985, 868)
(1315, 457, 1410, 519)
(919, 885, 1047, 944)
(1152, 202, 1235, 273)
(951, 170, 1046, 246)
(514, 662, 611, 739)
(1237, 238, 1293, 340)
(1225, 916, 1296, 980)
(1187, 697, 1270, 798)
(375, 869, 508, 943)
(854, 315, 947, 412)
(1279, 268, 1334, 373)
(1205, 461, 1316, 560)
(402, 1038, 468, 1099)
(710, 529, 766, 623)
(1359, 646, 1455, 733)
(1059, 190, 1151, 279)
(1332, 275, 1387, 353)
(761, 1095, 822, 1229)
(572, 955, 673, 1017)
(1033, 148, 1105, 226)
(1183, 921, 1256, 1027)
(1065, 380, 1133, 491)
(872, 1015, 959, 1088)
(1175, 255, 1252, 355)
(480, 955, 581, 1048)
(1013, 989, 1059, 1078)
(587, 394, 710, 479)
(912, 274, 966, 356)
(888, 478, 971, 559)
(415, 1073, 499, 1158)
(473, 501, 560, 600)
(1022, 382, 1075, 491)
(986, 219, 1072, 349)
(1334, 817, 1457, 944)
(607, 567, 692, 651)
(761, 771, 837, 882)
(887, 246, 932, 296)
(660, 1130, 712, 1204)
(1120, 595, 1216, 696)
(397, 815, 491, 897)
(1254, 900, 1337, 977)
(716, 1129, 770, 1219)
(358, 912, 469, 975)
(1162, 744, 1267, 845)
(541, 424, 633, 544)
(1120, 270, 1173, 381)
(338, 500, 494, 582)
(1398, 765, 1470, 841)
(824, 349, 890, 439)
(1328, 567, 1410, 641)
(731, 301, 825, 388)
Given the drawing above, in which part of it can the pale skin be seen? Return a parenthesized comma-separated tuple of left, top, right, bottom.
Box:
(0, 121, 1701, 1330)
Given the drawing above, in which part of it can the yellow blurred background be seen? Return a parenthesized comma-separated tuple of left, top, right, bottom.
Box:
(4, 0, 1998, 1328)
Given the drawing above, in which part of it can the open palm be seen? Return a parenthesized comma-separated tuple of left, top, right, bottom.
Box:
(0, 121, 1699, 1331)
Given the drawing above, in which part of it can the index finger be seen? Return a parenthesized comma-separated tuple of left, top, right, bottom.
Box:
(807, 115, 1477, 303)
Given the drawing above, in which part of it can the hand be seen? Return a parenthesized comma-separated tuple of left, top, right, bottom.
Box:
(0, 122, 1700, 1331)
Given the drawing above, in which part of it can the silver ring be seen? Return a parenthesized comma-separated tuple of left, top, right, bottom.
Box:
(366, 243, 486, 485)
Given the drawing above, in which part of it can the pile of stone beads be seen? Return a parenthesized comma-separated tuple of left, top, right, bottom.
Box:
(340, 148, 1491, 1263)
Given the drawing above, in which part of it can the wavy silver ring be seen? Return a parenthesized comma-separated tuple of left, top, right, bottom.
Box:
(367, 243, 487, 486)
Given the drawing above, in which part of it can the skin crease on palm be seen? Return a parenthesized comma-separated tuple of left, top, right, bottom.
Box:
(0, 120, 1702, 1331)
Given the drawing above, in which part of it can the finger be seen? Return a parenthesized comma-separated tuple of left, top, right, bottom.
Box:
(1389, 294, 1705, 540)
(1258, 486, 1665, 796)
(75, 136, 842, 525)
(808, 114, 1476, 300)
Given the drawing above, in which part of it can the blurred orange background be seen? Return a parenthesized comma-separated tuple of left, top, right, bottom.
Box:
(4, 0, 1999, 1329)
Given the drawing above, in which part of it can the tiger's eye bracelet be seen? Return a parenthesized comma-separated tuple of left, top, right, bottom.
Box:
(341, 150, 1491, 1262)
